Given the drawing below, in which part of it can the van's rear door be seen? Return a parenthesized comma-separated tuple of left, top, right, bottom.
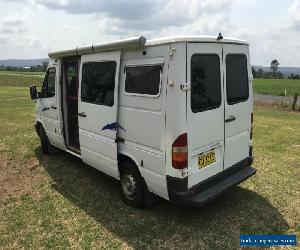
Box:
(187, 43, 225, 187)
(223, 44, 252, 170)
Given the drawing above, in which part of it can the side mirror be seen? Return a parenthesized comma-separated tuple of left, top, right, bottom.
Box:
(30, 85, 38, 100)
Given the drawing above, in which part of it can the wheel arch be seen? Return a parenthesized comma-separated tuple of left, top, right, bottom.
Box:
(117, 153, 147, 187)
(35, 120, 44, 136)
(118, 153, 140, 173)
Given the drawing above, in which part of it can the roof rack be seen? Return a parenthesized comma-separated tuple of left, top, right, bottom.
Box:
(48, 36, 146, 59)
(48, 35, 248, 59)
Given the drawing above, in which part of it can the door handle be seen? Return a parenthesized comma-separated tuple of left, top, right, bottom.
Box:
(78, 112, 87, 117)
(51, 105, 57, 110)
(225, 115, 236, 123)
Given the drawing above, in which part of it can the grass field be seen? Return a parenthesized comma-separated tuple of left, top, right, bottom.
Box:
(0, 71, 44, 76)
(0, 71, 44, 87)
(0, 86, 299, 249)
(253, 78, 300, 96)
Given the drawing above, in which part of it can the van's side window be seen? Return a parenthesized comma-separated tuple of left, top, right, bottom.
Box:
(125, 65, 161, 96)
(191, 54, 221, 113)
(42, 68, 56, 98)
(226, 54, 249, 105)
(81, 61, 116, 107)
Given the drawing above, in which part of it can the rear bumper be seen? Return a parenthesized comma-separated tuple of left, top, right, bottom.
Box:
(166, 157, 256, 206)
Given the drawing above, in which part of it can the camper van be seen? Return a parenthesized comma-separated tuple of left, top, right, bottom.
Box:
(30, 36, 256, 208)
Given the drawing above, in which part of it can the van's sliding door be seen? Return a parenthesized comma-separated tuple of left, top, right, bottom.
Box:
(78, 51, 121, 179)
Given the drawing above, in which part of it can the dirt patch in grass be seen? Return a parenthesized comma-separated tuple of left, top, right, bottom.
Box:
(0, 153, 44, 203)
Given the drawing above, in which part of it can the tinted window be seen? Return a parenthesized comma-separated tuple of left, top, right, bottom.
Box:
(191, 54, 221, 113)
(226, 54, 249, 105)
(42, 68, 56, 98)
(81, 61, 116, 106)
(125, 65, 161, 95)
(64, 62, 78, 97)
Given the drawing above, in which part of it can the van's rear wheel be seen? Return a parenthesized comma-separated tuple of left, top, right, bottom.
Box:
(120, 162, 144, 208)
(39, 126, 50, 155)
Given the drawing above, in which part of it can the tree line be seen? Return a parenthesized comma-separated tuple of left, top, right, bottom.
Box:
(252, 67, 285, 79)
(252, 59, 300, 79)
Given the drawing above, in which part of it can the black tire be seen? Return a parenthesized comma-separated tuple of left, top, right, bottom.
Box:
(119, 161, 144, 208)
(39, 126, 50, 155)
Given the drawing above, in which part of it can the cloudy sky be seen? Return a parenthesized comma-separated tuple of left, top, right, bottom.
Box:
(0, 0, 300, 66)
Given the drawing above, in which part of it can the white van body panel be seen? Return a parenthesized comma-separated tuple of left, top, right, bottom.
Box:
(37, 61, 65, 149)
(186, 43, 225, 188)
(35, 36, 255, 205)
(165, 42, 188, 179)
(78, 51, 121, 179)
(117, 45, 169, 198)
(223, 44, 253, 170)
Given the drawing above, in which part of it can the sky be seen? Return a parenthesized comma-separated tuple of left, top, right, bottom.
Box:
(0, 0, 300, 67)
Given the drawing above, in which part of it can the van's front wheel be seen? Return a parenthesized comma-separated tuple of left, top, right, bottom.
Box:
(120, 163, 144, 208)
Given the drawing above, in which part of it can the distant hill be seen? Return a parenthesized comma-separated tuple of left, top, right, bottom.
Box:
(0, 59, 49, 67)
(253, 66, 300, 76)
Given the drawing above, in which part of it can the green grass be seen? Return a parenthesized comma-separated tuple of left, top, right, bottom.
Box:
(0, 70, 44, 76)
(0, 71, 44, 87)
(253, 78, 300, 96)
(0, 86, 299, 249)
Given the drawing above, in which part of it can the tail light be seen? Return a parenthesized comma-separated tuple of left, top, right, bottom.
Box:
(172, 133, 188, 169)
(250, 113, 253, 140)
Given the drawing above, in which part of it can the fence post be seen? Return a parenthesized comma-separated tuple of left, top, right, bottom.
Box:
(292, 93, 298, 111)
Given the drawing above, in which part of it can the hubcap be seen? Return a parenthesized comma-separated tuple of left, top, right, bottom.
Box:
(121, 173, 137, 200)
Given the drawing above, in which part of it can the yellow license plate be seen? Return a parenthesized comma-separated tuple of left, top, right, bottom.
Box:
(198, 151, 216, 168)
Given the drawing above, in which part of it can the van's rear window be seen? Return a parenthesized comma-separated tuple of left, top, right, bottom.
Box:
(191, 54, 221, 113)
(125, 65, 161, 96)
(226, 54, 249, 105)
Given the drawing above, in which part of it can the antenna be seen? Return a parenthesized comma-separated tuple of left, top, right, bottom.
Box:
(217, 33, 223, 41)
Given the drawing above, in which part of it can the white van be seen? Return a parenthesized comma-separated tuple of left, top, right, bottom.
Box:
(30, 35, 256, 208)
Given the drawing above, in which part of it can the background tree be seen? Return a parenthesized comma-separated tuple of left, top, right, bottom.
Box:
(277, 71, 284, 79)
(257, 68, 264, 78)
(288, 73, 300, 79)
(42, 61, 48, 72)
(271, 59, 279, 78)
